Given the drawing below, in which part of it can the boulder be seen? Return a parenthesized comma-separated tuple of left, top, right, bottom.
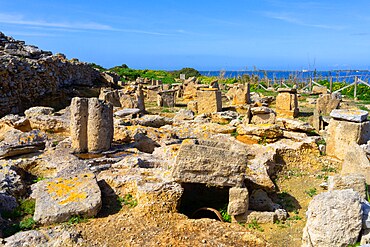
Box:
(0, 130, 46, 159)
(24, 106, 54, 118)
(211, 111, 239, 124)
(33, 172, 102, 224)
(114, 108, 140, 118)
(3, 227, 85, 247)
(331, 109, 369, 123)
(0, 114, 31, 131)
(302, 189, 362, 247)
(341, 143, 370, 184)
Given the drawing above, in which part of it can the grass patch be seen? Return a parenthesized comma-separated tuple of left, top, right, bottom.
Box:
(118, 194, 138, 208)
(67, 215, 89, 225)
(305, 188, 317, 197)
(247, 219, 264, 232)
(19, 217, 36, 230)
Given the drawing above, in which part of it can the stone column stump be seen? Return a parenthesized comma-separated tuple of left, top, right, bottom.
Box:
(70, 97, 113, 153)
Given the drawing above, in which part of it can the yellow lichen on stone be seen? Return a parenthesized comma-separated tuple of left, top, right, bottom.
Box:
(46, 174, 91, 205)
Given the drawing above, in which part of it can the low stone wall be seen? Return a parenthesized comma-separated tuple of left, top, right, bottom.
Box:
(0, 32, 103, 117)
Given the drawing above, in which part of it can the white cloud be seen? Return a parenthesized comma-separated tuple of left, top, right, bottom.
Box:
(263, 12, 347, 31)
(0, 13, 170, 36)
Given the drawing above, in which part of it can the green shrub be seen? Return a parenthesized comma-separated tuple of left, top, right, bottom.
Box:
(219, 204, 231, 223)
(19, 217, 36, 230)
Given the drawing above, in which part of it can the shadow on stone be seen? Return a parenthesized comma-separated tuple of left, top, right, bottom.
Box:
(96, 180, 122, 217)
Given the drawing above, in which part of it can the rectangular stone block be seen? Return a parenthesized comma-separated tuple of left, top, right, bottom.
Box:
(196, 89, 222, 114)
(326, 118, 370, 159)
(172, 140, 248, 187)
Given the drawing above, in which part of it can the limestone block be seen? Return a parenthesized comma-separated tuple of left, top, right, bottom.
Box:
(326, 118, 370, 159)
(328, 174, 366, 199)
(275, 92, 299, 118)
(236, 124, 283, 139)
(196, 89, 222, 114)
(331, 109, 369, 123)
(315, 93, 340, 116)
(341, 143, 370, 184)
(251, 113, 276, 125)
(33, 172, 102, 224)
(172, 140, 248, 187)
(312, 85, 328, 94)
(227, 187, 249, 216)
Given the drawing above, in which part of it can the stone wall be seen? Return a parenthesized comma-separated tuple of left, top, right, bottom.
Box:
(0, 32, 103, 117)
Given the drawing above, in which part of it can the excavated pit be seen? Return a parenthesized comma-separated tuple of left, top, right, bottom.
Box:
(179, 183, 230, 221)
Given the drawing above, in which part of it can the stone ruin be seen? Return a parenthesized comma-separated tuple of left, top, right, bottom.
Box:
(0, 32, 104, 117)
(225, 83, 251, 105)
(157, 89, 177, 107)
(70, 97, 113, 153)
(98, 85, 145, 112)
(275, 88, 299, 118)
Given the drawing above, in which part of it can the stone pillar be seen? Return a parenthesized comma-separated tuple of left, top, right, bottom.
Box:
(70, 97, 88, 152)
(232, 83, 250, 105)
(70, 97, 113, 153)
(196, 88, 222, 114)
(275, 88, 299, 118)
(147, 86, 161, 101)
(326, 109, 370, 160)
(157, 90, 176, 107)
(136, 85, 145, 112)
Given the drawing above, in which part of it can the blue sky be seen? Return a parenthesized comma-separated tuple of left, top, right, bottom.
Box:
(1, 0, 370, 70)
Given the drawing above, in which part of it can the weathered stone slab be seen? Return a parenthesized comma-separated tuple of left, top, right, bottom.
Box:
(237, 124, 283, 139)
(172, 140, 249, 187)
(114, 108, 140, 117)
(33, 172, 102, 224)
(277, 88, 296, 93)
(196, 89, 222, 114)
(302, 189, 362, 247)
(330, 109, 369, 123)
(276, 118, 314, 132)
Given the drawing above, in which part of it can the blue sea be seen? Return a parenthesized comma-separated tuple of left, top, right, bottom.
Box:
(199, 70, 370, 83)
